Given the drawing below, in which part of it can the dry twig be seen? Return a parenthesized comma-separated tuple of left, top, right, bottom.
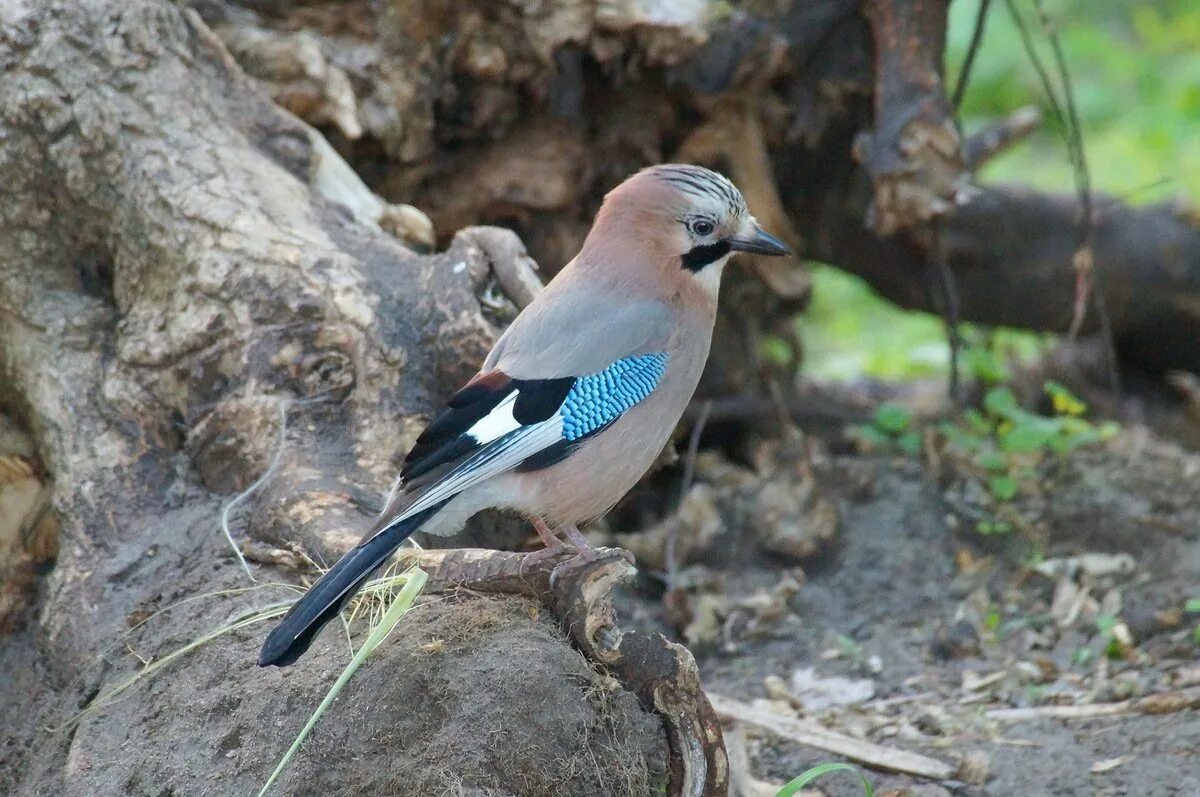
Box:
(986, 687, 1200, 722)
(708, 693, 956, 780)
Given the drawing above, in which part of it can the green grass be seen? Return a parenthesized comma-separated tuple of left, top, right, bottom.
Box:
(53, 564, 429, 797)
(257, 567, 427, 796)
(774, 762, 874, 796)
(801, 0, 1199, 382)
(950, 0, 1200, 205)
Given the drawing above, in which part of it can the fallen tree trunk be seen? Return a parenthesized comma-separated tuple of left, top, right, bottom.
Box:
(195, 0, 1200, 376)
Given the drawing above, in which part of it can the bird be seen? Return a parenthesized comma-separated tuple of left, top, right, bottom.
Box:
(258, 164, 790, 667)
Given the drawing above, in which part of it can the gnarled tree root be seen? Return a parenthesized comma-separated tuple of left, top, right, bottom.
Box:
(404, 546, 730, 797)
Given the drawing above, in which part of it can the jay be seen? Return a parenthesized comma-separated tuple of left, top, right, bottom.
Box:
(259, 164, 789, 667)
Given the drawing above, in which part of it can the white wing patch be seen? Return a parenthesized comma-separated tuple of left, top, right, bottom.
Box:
(465, 391, 521, 443)
(396, 416, 565, 521)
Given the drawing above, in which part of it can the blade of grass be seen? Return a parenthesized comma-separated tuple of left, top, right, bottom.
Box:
(775, 762, 875, 797)
(51, 601, 292, 732)
(256, 567, 428, 797)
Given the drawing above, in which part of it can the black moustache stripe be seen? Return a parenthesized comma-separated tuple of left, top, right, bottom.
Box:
(681, 240, 732, 272)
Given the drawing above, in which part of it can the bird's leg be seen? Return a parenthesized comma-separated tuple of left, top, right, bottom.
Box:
(560, 524, 596, 554)
(530, 515, 566, 550)
(521, 515, 570, 566)
(558, 524, 605, 566)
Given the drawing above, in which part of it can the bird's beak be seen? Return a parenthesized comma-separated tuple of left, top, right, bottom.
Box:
(727, 226, 790, 257)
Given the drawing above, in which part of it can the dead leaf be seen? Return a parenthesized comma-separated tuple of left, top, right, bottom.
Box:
(1090, 755, 1130, 774)
(789, 666, 876, 711)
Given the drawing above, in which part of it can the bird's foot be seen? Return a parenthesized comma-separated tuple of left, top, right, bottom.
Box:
(529, 515, 566, 550)
(519, 516, 571, 573)
(560, 525, 601, 562)
(519, 542, 569, 568)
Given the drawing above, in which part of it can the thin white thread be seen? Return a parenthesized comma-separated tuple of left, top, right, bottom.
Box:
(220, 398, 291, 583)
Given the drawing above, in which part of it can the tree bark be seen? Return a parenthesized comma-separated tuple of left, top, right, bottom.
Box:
(199, 0, 1200, 375)
(3, 0, 1198, 793)
(0, 2, 669, 794)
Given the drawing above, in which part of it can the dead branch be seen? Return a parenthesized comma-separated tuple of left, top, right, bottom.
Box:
(709, 693, 957, 780)
(964, 106, 1042, 169)
(802, 185, 1200, 372)
(857, 0, 966, 237)
(985, 687, 1200, 722)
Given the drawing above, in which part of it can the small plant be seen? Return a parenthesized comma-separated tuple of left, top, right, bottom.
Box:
(941, 381, 1118, 533)
(257, 566, 427, 796)
(1185, 597, 1200, 646)
(1094, 613, 1128, 659)
(775, 762, 874, 796)
(857, 402, 921, 455)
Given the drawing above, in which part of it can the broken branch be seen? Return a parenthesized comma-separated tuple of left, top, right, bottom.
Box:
(708, 693, 956, 781)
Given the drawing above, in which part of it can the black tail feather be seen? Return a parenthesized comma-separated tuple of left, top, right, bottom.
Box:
(257, 504, 442, 667)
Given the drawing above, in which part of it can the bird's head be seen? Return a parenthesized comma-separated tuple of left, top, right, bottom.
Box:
(588, 164, 790, 298)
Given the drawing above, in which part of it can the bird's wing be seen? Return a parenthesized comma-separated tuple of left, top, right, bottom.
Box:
(369, 317, 671, 538)
(484, 286, 673, 378)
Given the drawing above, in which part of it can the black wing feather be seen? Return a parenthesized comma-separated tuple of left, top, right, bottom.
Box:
(400, 370, 578, 484)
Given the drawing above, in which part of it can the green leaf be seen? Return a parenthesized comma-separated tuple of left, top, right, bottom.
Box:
(964, 408, 992, 435)
(896, 431, 922, 455)
(976, 450, 1009, 473)
(985, 610, 1002, 631)
(984, 387, 1020, 419)
(760, 335, 794, 367)
(965, 346, 1009, 384)
(873, 403, 911, 434)
(1045, 380, 1089, 416)
(1000, 419, 1058, 453)
(989, 475, 1018, 501)
(976, 519, 1012, 536)
(856, 425, 892, 449)
(1185, 598, 1200, 614)
(775, 763, 874, 797)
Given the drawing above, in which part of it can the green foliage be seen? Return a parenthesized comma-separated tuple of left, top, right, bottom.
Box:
(775, 763, 874, 797)
(858, 402, 921, 455)
(798, 266, 1047, 382)
(800, 2, 1198, 384)
(950, 0, 1200, 206)
(942, 381, 1118, 532)
(1186, 598, 1200, 646)
(1094, 613, 1128, 659)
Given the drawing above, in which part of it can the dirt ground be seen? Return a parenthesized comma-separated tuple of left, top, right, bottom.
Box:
(611, 429, 1200, 796)
(3, 420, 1198, 796)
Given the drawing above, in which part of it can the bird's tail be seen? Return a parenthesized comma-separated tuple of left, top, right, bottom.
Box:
(257, 504, 442, 667)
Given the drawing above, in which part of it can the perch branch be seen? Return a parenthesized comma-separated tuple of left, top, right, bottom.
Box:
(402, 546, 729, 797)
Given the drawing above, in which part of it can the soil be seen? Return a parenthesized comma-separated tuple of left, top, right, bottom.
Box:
(0, 507, 668, 797)
(617, 430, 1200, 796)
(3, 426, 1197, 796)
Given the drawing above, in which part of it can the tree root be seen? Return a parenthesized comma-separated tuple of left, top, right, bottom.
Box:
(403, 546, 730, 797)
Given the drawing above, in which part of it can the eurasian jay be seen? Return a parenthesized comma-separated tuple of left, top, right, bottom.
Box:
(258, 164, 789, 667)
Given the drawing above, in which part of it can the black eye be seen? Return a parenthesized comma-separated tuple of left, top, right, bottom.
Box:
(690, 219, 715, 236)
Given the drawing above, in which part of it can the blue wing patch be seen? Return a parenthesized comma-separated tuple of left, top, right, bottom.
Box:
(560, 353, 668, 441)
